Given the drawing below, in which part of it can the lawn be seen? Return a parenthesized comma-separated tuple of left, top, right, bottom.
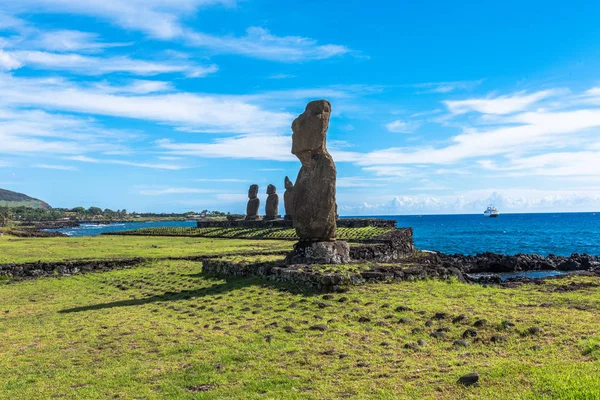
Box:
(0, 235, 293, 263)
(0, 236, 599, 399)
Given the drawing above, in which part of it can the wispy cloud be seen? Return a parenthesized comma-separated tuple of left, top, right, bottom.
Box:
(30, 30, 132, 52)
(413, 79, 484, 94)
(444, 89, 562, 115)
(0, 50, 22, 70)
(0, 74, 292, 134)
(66, 155, 187, 170)
(33, 164, 77, 171)
(4, 50, 218, 76)
(385, 119, 420, 133)
(3, 2, 354, 62)
(187, 27, 352, 62)
(139, 187, 216, 195)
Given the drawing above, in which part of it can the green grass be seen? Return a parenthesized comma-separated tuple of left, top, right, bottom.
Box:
(0, 235, 293, 263)
(0, 236, 599, 399)
(109, 226, 394, 242)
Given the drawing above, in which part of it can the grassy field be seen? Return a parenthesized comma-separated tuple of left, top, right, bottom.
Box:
(0, 236, 599, 399)
(0, 235, 293, 263)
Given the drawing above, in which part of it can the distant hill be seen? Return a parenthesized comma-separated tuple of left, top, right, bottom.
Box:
(0, 188, 51, 209)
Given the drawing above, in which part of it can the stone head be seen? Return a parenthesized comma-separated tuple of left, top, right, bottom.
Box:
(291, 100, 331, 157)
(248, 184, 259, 199)
(267, 184, 276, 195)
(284, 176, 293, 190)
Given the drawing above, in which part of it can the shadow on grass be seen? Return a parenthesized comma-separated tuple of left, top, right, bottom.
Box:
(59, 274, 319, 314)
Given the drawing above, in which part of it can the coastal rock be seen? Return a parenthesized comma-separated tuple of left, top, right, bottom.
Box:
(290, 100, 337, 240)
(283, 176, 294, 221)
(265, 184, 279, 220)
(245, 184, 260, 220)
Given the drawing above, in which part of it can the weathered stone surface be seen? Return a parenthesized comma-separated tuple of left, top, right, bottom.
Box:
(285, 241, 350, 265)
(265, 184, 279, 220)
(291, 100, 337, 240)
(283, 176, 294, 221)
(245, 184, 260, 220)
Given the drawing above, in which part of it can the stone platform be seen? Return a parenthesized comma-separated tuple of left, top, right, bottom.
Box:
(197, 218, 397, 229)
(285, 241, 351, 265)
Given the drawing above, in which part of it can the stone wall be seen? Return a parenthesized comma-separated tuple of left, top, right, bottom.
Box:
(350, 228, 415, 262)
(202, 259, 465, 292)
(0, 258, 147, 279)
(197, 218, 397, 229)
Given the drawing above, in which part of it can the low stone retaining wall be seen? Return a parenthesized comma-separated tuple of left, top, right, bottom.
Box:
(197, 218, 397, 229)
(350, 229, 414, 262)
(202, 259, 465, 292)
(0, 258, 147, 279)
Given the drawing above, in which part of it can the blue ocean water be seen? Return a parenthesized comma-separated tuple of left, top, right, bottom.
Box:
(47, 220, 197, 237)
(375, 212, 600, 256)
(48, 213, 600, 257)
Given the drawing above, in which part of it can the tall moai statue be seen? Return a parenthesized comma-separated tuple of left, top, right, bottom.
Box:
(291, 100, 337, 240)
(245, 184, 260, 220)
(265, 184, 279, 220)
(285, 100, 349, 264)
(283, 176, 294, 221)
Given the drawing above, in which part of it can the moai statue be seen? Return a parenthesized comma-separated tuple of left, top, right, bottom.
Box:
(265, 184, 279, 220)
(285, 100, 350, 264)
(245, 184, 260, 220)
(290, 100, 337, 240)
(283, 176, 294, 221)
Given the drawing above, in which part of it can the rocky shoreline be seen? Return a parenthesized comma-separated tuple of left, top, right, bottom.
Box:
(417, 251, 600, 273)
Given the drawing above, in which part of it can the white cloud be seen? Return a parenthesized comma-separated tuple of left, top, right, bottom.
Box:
(0, 50, 22, 70)
(481, 150, 600, 177)
(66, 155, 186, 170)
(187, 27, 351, 62)
(385, 119, 419, 133)
(194, 178, 249, 182)
(0, 74, 292, 134)
(156, 136, 295, 162)
(0, 107, 134, 155)
(2, 0, 232, 39)
(31, 30, 131, 52)
(3, 2, 352, 62)
(341, 188, 600, 215)
(5, 50, 218, 76)
(95, 80, 175, 94)
(139, 187, 216, 195)
(444, 89, 561, 115)
(33, 164, 77, 170)
(413, 79, 483, 94)
(358, 106, 600, 166)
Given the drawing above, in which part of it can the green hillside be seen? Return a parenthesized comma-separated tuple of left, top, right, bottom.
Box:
(0, 188, 50, 209)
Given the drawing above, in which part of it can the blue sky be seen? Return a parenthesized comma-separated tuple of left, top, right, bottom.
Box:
(1, 0, 600, 214)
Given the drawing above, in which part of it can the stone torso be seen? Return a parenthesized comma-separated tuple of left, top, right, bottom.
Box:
(293, 152, 337, 240)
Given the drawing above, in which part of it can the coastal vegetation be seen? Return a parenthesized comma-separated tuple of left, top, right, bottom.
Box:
(0, 239, 598, 399)
(0, 188, 50, 209)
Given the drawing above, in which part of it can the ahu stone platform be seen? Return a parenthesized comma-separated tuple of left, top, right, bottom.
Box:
(197, 218, 397, 229)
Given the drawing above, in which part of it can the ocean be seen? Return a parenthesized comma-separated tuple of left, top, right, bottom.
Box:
(48, 212, 600, 257)
(379, 212, 600, 256)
